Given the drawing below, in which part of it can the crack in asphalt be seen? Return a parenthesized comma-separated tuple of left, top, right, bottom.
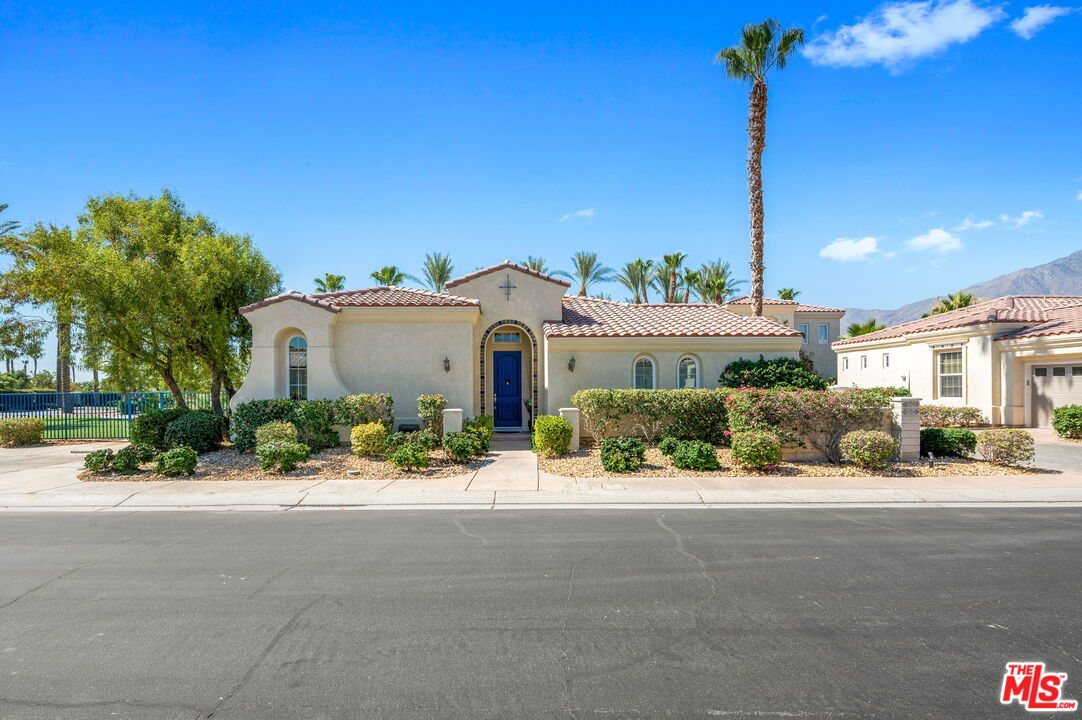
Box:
(452, 511, 489, 546)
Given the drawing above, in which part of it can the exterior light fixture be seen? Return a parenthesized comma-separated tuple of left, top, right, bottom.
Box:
(568, 356, 576, 372)
(443, 357, 451, 372)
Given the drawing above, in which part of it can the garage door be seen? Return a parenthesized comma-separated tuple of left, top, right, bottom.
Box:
(1032, 365, 1082, 426)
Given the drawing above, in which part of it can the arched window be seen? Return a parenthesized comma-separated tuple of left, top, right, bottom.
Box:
(677, 356, 699, 389)
(288, 336, 308, 400)
(633, 356, 655, 389)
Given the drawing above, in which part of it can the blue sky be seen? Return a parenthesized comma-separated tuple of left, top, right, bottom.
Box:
(3, 0, 1081, 372)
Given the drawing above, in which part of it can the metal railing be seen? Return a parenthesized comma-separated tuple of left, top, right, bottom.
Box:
(0, 392, 224, 440)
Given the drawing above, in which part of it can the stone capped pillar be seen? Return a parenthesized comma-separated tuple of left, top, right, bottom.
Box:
(891, 397, 921, 461)
(442, 408, 464, 435)
(559, 408, 581, 451)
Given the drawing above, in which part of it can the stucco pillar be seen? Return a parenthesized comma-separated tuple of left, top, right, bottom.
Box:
(559, 407, 580, 451)
(891, 397, 921, 461)
(443, 408, 463, 434)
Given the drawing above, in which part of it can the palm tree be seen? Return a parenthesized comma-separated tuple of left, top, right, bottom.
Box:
(556, 252, 613, 297)
(717, 19, 806, 317)
(695, 260, 745, 304)
(410, 252, 454, 292)
(370, 265, 407, 286)
(520, 256, 550, 274)
(923, 291, 977, 317)
(654, 253, 687, 303)
(680, 268, 701, 303)
(777, 287, 800, 301)
(314, 273, 346, 293)
(846, 318, 886, 337)
(614, 259, 654, 303)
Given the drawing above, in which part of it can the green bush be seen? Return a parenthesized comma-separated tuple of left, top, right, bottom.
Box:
(154, 446, 198, 476)
(976, 429, 1035, 466)
(389, 441, 430, 471)
(412, 431, 441, 451)
(0, 417, 46, 446)
(671, 440, 720, 471)
(350, 422, 388, 457)
(599, 437, 647, 472)
(231, 399, 338, 453)
(570, 388, 728, 443)
(130, 408, 189, 451)
(111, 445, 144, 475)
(255, 421, 299, 447)
(163, 411, 223, 454)
(293, 398, 340, 451)
(920, 428, 977, 458)
(417, 394, 448, 434)
(840, 430, 897, 471)
(719, 355, 830, 390)
(870, 386, 912, 397)
(385, 431, 410, 453)
(658, 436, 681, 456)
(464, 415, 494, 452)
(84, 448, 115, 472)
(1052, 405, 1082, 439)
(256, 440, 311, 473)
(730, 431, 782, 471)
(919, 405, 985, 428)
(532, 415, 573, 457)
(442, 431, 482, 463)
(333, 393, 394, 428)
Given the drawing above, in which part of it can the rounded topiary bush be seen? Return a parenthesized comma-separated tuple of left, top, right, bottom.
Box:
(442, 431, 482, 463)
(111, 445, 145, 475)
(389, 441, 430, 471)
(351, 422, 388, 457)
(256, 421, 299, 448)
(920, 428, 977, 458)
(671, 440, 720, 471)
(532, 415, 573, 457)
(0, 417, 46, 447)
(154, 446, 198, 476)
(729, 430, 782, 472)
(84, 448, 115, 472)
(599, 437, 647, 472)
(658, 436, 681, 457)
(840, 430, 897, 471)
(256, 440, 311, 473)
(130, 408, 189, 451)
(163, 411, 223, 454)
(1052, 405, 1082, 439)
(976, 429, 1035, 466)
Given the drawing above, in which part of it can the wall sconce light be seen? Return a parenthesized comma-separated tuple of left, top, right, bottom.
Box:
(443, 356, 451, 373)
(568, 356, 576, 372)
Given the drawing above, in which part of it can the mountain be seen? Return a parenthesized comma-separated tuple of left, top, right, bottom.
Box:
(843, 249, 1082, 329)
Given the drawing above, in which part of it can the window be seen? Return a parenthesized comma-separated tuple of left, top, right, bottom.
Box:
(633, 357, 655, 389)
(1074, 367, 1082, 377)
(1053, 366, 1066, 377)
(843, 357, 849, 370)
(1034, 367, 1047, 377)
(494, 332, 521, 343)
(938, 350, 963, 398)
(287, 336, 308, 400)
(882, 353, 890, 368)
(860, 355, 867, 369)
(818, 325, 829, 344)
(797, 324, 808, 344)
(677, 356, 699, 388)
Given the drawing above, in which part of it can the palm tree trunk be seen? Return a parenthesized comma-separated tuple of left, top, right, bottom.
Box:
(641, 280, 649, 303)
(747, 79, 768, 317)
(55, 315, 73, 413)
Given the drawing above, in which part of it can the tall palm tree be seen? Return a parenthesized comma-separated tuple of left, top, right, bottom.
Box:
(556, 252, 613, 297)
(717, 19, 806, 317)
(410, 252, 454, 292)
(314, 273, 346, 293)
(614, 259, 653, 303)
(846, 318, 886, 337)
(520, 256, 550, 274)
(654, 253, 687, 303)
(777, 287, 800, 301)
(370, 265, 407, 286)
(695, 260, 745, 304)
(680, 268, 701, 303)
(923, 291, 977, 317)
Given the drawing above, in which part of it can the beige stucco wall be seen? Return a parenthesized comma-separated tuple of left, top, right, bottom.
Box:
(795, 313, 842, 379)
(997, 334, 1082, 426)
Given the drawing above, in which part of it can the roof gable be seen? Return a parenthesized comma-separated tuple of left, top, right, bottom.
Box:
(445, 260, 570, 290)
(311, 286, 480, 307)
(239, 290, 340, 315)
(724, 296, 845, 313)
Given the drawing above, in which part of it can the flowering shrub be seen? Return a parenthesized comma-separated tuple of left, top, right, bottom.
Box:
(840, 430, 897, 470)
(0, 417, 46, 446)
(719, 356, 829, 390)
(729, 431, 782, 471)
(976, 429, 1035, 466)
(919, 405, 985, 428)
(671, 440, 720, 471)
(1052, 405, 1082, 439)
(532, 415, 574, 457)
(333, 393, 394, 428)
(570, 389, 727, 443)
(920, 428, 977, 458)
(417, 394, 447, 435)
(599, 437, 647, 472)
(350, 422, 388, 457)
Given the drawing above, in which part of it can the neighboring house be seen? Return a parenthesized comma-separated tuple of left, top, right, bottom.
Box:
(722, 296, 845, 378)
(833, 295, 1082, 427)
(232, 261, 807, 429)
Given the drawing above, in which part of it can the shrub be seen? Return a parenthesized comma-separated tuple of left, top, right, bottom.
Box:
(570, 388, 728, 443)
(443, 431, 482, 463)
(671, 440, 720, 471)
(976, 429, 1035, 466)
(389, 441, 430, 471)
(417, 394, 448, 434)
(385, 431, 411, 453)
(464, 415, 494, 452)
(870, 386, 912, 397)
(232, 399, 338, 453)
(163, 411, 223, 454)
(293, 399, 340, 451)
(84, 448, 115, 472)
(111, 445, 144, 475)
(840, 430, 897, 471)
(412, 431, 440, 451)
(599, 437, 647, 472)
(154, 446, 198, 476)
(0, 417, 46, 446)
(1052, 405, 1082, 439)
(919, 405, 985, 428)
(130, 408, 189, 451)
(729, 431, 782, 471)
(255, 421, 299, 448)
(333, 393, 394, 429)
(256, 440, 311, 473)
(920, 428, 977, 458)
(532, 415, 573, 457)
(350, 422, 388, 457)
(719, 355, 830, 391)
(658, 436, 681, 456)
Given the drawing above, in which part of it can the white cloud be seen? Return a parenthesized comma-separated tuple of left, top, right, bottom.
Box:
(999, 209, 1044, 228)
(1010, 5, 1076, 38)
(906, 227, 963, 252)
(559, 208, 596, 222)
(804, 0, 1006, 71)
(1076, 190, 1082, 201)
(951, 216, 995, 230)
(819, 236, 883, 262)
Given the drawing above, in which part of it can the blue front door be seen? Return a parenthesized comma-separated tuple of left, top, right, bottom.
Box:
(493, 351, 522, 428)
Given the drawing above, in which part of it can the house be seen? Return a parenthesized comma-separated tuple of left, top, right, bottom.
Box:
(232, 261, 810, 429)
(833, 295, 1082, 427)
(721, 296, 845, 378)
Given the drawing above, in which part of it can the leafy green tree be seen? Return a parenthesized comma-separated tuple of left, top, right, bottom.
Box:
(923, 291, 977, 317)
(614, 259, 654, 303)
(777, 287, 800, 300)
(370, 265, 407, 286)
(846, 318, 886, 337)
(30, 370, 54, 388)
(410, 252, 454, 292)
(521, 256, 550, 274)
(717, 19, 805, 317)
(314, 273, 346, 293)
(556, 252, 613, 297)
(695, 260, 745, 303)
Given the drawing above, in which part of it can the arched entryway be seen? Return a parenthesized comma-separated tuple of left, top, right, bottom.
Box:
(479, 320, 538, 429)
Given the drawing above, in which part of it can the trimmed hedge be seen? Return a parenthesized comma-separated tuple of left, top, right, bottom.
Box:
(130, 408, 189, 451)
(571, 389, 728, 444)
(333, 393, 394, 428)
(919, 405, 985, 428)
(232, 399, 339, 453)
(0, 417, 45, 446)
(532, 415, 573, 457)
(920, 428, 977, 458)
(163, 411, 223, 454)
(1052, 405, 1082, 439)
(600, 437, 647, 472)
(719, 355, 830, 390)
(350, 422, 387, 457)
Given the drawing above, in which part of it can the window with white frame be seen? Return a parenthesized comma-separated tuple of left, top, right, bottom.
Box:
(882, 353, 890, 368)
(677, 356, 699, 388)
(937, 350, 963, 398)
(818, 324, 829, 344)
(843, 357, 849, 370)
(797, 324, 808, 344)
(288, 336, 308, 400)
(860, 355, 867, 369)
(633, 357, 655, 389)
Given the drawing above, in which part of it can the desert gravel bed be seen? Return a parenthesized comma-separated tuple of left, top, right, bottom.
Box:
(539, 447, 1047, 478)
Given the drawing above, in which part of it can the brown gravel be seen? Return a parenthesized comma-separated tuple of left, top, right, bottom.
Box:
(538, 447, 1051, 478)
(81, 445, 488, 482)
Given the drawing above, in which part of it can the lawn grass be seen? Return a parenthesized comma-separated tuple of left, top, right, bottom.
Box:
(43, 416, 130, 440)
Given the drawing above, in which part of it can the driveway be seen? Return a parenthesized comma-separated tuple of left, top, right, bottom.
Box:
(0, 442, 126, 494)
(1029, 427, 1082, 473)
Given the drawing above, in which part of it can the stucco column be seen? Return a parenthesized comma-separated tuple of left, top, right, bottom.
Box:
(890, 397, 921, 461)
(559, 408, 580, 451)
(443, 409, 463, 434)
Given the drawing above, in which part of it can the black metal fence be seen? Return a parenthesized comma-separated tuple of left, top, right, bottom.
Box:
(0, 392, 223, 440)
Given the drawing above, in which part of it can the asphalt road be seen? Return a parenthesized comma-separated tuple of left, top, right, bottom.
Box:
(1, 509, 1080, 720)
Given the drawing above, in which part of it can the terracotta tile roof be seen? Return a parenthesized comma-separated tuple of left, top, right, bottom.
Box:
(544, 296, 801, 339)
(310, 286, 480, 307)
(833, 295, 1082, 346)
(996, 301, 1082, 340)
(445, 260, 571, 290)
(724, 296, 845, 313)
(239, 290, 340, 315)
